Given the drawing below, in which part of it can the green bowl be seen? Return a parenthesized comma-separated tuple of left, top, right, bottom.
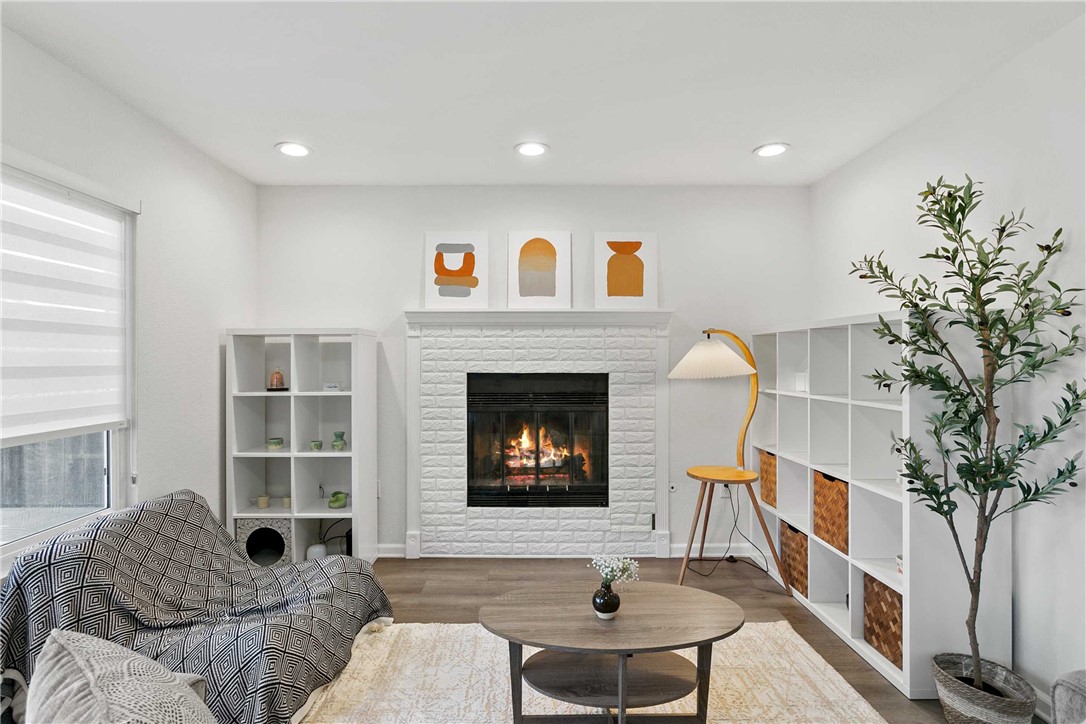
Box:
(265, 437, 284, 450)
(309, 440, 323, 451)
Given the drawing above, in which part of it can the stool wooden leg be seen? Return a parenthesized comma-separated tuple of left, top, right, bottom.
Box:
(679, 481, 708, 586)
(697, 483, 715, 561)
(744, 483, 792, 596)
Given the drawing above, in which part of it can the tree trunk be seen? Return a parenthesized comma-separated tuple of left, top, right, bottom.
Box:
(966, 514, 989, 689)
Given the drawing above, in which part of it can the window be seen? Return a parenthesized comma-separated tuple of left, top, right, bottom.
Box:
(1, 165, 134, 554)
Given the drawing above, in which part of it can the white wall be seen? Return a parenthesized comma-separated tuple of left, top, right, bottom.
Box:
(256, 185, 812, 551)
(811, 18, 1085, 707)
(2, 29, 260, 519)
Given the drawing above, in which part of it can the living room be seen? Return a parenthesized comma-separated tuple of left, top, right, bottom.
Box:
(1, 2, 1083, 723)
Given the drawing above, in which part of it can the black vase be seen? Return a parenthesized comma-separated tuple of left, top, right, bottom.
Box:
(592, 582, 621, 619)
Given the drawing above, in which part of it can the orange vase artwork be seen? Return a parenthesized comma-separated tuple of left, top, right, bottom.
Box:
(594, 232, 657, 308)
(605, 241, 644, 297)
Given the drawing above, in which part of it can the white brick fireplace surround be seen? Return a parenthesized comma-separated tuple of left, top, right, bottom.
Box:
(404, 310, 673, 558)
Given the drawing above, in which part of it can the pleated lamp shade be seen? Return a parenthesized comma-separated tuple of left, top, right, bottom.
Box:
(668, 338, 756, 379)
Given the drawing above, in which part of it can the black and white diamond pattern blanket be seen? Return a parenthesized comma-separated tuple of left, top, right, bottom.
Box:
(0, 490, 393, 723)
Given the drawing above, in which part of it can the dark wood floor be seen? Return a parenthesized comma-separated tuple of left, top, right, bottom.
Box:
(372, 556, 945, 723)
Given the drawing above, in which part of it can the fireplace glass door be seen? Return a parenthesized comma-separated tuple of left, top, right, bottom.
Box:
(468, 374, 607, 507)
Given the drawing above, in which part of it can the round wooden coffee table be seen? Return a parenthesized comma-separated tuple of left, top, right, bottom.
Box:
(479, 581, 744, 724)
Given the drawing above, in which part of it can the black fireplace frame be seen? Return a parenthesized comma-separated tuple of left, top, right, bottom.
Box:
(467, 373, 608, 507)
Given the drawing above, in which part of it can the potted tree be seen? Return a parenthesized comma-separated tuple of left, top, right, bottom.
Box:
(851, 177, 1084, 723)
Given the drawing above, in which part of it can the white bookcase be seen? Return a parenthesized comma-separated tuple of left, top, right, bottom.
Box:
(747, 313, 1011, 699)
(225, 329, 378, 562)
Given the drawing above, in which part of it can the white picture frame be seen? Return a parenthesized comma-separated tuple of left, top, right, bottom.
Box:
(593, 232, 658, 308)
(507, 231, 572, 309)
(423, 231, 489, 309)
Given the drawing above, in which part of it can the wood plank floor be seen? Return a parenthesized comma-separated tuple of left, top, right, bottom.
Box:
(372, 556, 945, 723)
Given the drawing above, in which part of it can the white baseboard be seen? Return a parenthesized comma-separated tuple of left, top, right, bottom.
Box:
(376, 543, 757, 560)
(376, 544, 406, 558)
(668, 542, 754, 559)
(1034, 684, 1052, 723)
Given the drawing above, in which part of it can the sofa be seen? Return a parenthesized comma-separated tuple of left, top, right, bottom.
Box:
(0, 490, 392, 723)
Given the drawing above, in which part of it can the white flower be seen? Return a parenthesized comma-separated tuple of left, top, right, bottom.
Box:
(589, 555, 640, 585)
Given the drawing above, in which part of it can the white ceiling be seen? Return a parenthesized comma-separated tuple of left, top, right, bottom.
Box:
(3, 2, 1082, 186)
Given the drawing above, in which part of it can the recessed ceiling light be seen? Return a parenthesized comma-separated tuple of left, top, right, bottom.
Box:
(753, 142, 790, 158)
(515, 142, 549, 157)
(276, 142, 311, 157)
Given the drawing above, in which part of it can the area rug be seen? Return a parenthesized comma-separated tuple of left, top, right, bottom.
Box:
(302, 621, 886, 723)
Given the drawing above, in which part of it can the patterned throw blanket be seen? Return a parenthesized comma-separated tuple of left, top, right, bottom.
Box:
(0, 490, 393, 723)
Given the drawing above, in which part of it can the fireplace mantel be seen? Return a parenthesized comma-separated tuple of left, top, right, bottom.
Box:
(403, 309, 672, 559)
(404, 309, 673, 332)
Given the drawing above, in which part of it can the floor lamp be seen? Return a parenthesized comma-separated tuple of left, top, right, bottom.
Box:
(668, 329, 791, 594)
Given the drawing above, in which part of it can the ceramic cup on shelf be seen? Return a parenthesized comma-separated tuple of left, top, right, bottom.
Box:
(256, 495, 270, 509)
(309, 440, 323, 451)
(265, 437, 284, 451)
(282, 496, 291, 509)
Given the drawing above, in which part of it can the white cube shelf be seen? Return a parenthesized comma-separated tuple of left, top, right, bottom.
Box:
(226, 329, 378, 563)
(748, 312, 1011, 700)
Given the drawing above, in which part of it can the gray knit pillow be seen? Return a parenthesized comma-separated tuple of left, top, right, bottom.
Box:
(25, 629, 216, 724)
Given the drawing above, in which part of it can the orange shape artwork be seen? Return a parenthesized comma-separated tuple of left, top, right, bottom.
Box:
(434, 251, 476, 277)
(606, 241, 644, 297)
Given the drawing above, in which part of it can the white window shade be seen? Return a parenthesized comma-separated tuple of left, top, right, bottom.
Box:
(1, 169, 130, 444)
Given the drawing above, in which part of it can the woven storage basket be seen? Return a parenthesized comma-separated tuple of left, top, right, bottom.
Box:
(863, 573, 903, 669)
(779, 521, 808, 597)
(758, 449, 777, 507)
(813, 471, 849, 554)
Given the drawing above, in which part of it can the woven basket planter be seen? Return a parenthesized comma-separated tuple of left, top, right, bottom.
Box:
(863, 573, 902, 669)
(758, 449, 777, 507)
(813, 471, 848, 554)
(932, 653, 1036, 724)
(778, 521, 807, 597)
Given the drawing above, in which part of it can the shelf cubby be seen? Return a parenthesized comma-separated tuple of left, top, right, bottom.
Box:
(850, 321, 903, 404)
(809, 538, 850, 634)
(231, 457, 291, 513)
(752, 333, 777, 390)
(850, 485, 903, 566)
(751, 393, 778, 449)
(777, 395, 808, 458)
(774, 456, 809, 532)
(294, 335, 354, 393)
(232, 335, 291, 394)
(294, 456, 352, 514)
(850, 405, 901, 481)
(232, 395, 291, 453)
(294, 395, 352, 453)
(810, 399, 848, 470)
(809, 326, 848, 397)
(776, 330, 809, 392)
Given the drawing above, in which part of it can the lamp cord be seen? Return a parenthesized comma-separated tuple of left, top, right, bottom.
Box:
(685, 486, 770, 578)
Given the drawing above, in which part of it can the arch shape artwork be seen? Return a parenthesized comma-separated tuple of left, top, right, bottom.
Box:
(518, 237, 557, 297)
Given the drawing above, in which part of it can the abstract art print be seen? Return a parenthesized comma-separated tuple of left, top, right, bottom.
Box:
(424, 232, 489, 309)
(594, 232, 658, 308)
(507, 231, 571, 309)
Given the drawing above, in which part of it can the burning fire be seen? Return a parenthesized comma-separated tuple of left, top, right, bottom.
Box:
(506, 423, 569, 468)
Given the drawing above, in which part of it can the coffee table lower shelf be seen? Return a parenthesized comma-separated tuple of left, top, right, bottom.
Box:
(524, 650, 697, 707)
(510, 643, 712, 724)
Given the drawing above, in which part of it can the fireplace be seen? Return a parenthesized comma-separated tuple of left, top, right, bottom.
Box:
(467, 373, 608, 507)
